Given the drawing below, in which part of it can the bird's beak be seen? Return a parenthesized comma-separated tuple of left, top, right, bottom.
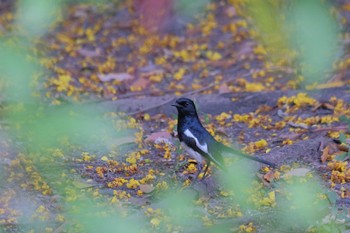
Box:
(172, 103, 181, 108)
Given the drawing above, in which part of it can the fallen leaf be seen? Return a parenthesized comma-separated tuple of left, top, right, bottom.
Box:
(337, 144, 349, 152)
(139, 184, 155, 193)
(130, 77, 150, 91)
(139, 64, 164, 78)
(145, 131, 172, 144)
(255, 105, 273, 114)
(152, 114, 167, 122)
(287, 122, 309, 129)
(78, 48, 101, 57)
(328, 142, 340, 154)
(98, 73, 134, 82)
(312, 102, 335, 112)
(263, 171, 275, 182)
(344, 189, 350, 198)
(321, 145, 330, 163)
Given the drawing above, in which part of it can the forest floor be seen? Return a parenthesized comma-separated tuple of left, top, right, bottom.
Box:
(1, 1, 350, 232)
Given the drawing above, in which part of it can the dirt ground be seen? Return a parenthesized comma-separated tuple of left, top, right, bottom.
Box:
(1, 0, 350, 232)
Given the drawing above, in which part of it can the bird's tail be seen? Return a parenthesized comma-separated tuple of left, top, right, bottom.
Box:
(222, 145, 277, 168)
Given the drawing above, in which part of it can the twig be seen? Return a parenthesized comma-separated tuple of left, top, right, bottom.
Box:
(311, 125, 348, 133)
(128, 96, 176, 116)
(127, 70, 253, 116)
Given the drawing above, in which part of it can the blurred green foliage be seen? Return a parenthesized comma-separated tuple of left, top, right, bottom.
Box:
(276, 178, 329, 231)
(0, 0, 339, 232)
(245, 0, 340, 85)
(1, 0, 134, 232)
(220, 159, 256, 210)
(16, 0, 61, 38)
(286, 0, 340, 85)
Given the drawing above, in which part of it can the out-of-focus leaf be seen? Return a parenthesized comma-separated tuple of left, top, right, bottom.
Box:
(245, 0, 340, 85)
(277, 179, 329, 230)
(286, 0, 340, 84)
(16, 0, 61, 37)
(219, 158, 255, 210)
(68, 200, 145, 233)
(244, 0, 289, 62)
(7, 103, 120, 151)
(0, 44, 39, 103)
(158, 189, 196, 226)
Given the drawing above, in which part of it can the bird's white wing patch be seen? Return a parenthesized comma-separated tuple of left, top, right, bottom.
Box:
(184, 129, 208, 153)
(184, 129, 223, 167)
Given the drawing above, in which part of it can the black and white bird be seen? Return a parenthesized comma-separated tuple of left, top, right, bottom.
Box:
(172, 97, 276, 179)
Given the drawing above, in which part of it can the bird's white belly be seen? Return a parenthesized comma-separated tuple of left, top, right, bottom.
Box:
(181, 142, 203, 164)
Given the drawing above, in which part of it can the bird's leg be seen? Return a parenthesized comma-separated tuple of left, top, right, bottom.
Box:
(192, 161, 203, 182)
(201, 160, 211, 180)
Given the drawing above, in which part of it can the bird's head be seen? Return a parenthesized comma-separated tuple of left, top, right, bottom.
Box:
(172, 98, 197, 116)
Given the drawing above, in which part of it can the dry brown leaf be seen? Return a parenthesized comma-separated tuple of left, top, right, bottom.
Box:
(98, 73, 134, 82)
(345, 189, 350, 198)
(328, 142, 340, 154)
(323, 103, 335, 110)
(312, 102, 335, 112)
(139, 65, 164, 78)
(145, 131, 172, 144)
(321, 145, 330, 163)
(311, 103, 323, 112)
(152, 114, 167, 121)
(255, 104, 273, 114)
(337, 144, 349, 152)
(130, 77, 150, 91)
(263, 171, 275, 183)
